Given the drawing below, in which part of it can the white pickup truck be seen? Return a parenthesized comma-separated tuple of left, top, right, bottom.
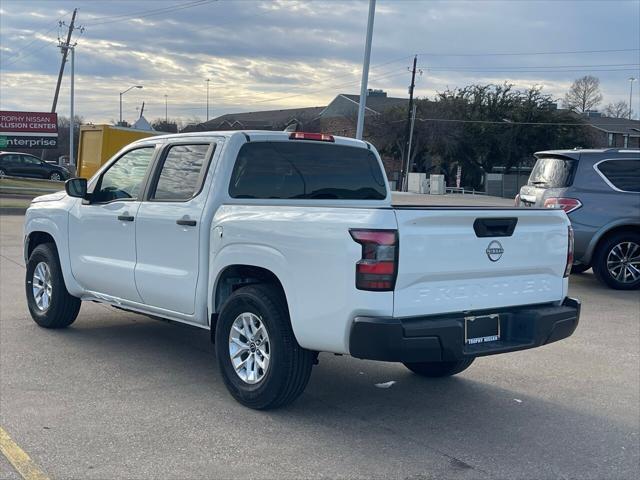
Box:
(24, 131, 580, 409)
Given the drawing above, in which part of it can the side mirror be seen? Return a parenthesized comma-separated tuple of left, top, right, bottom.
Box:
(65, 177, 87, 198)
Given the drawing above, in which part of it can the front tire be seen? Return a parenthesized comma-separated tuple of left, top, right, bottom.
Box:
(592, 232, 640, 290)
(215, 284, 314, 409)
(26, 243, 81, 328)
(404, 358, 475, 377)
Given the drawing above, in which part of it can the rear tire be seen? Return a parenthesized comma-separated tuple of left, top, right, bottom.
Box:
(26, 243, 81, 328)
(403, 358, 475, 377)
(592, 231, 640, 290)
(49, 172, 62, 181)
(215, 284, 314, 409)
(0, 168, 6, 178)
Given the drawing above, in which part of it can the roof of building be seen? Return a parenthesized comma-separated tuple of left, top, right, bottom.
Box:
(585, 115, 640, 136)
(337, 93, 408, 113)
(190, 106, 326, 131)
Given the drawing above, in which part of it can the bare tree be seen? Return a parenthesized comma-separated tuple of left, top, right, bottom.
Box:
(564, 75, 603, 113)
(603, 100, 633, 118)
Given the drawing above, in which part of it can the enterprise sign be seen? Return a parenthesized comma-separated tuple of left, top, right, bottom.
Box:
(0, 111, 59, 149)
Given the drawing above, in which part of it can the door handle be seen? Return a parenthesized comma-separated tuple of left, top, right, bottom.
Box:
(176, 219, 197, 227)
(117, 215, 134, 222)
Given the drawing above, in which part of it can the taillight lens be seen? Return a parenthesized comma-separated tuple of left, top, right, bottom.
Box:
(514, 194, 520, 206)
(349, 229, 398, 291)
(564, 225, 574, 278)
(544, 197, 582, 214)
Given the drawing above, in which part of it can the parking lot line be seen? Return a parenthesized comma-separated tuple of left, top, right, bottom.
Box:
(0, 427, 49, 480)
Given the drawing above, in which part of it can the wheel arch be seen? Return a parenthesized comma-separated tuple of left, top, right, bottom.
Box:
(584, 222, 640, 264)
(210, 264, 292, 342)
(24, 216, 83, 297)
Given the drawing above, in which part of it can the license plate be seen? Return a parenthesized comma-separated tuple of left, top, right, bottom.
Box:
(464, 314, 500, 344)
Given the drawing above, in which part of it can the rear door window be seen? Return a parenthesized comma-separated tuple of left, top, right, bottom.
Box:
(150, 144, 213, 201)
(229, 142, 387, 200)
(528, 156, 577, 188)
(596, 159, 640, 192)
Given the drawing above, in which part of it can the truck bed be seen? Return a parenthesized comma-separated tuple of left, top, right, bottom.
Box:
(392, 192, 514, 207)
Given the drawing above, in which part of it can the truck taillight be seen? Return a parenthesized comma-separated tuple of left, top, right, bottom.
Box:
(544, 197, 582, 214)
(564, 225, 574, 278)
(349, 229, 398, 291)
(514, 194, 521, 206)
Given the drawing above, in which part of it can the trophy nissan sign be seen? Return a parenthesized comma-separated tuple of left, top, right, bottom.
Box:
(0, 111, 58, 149)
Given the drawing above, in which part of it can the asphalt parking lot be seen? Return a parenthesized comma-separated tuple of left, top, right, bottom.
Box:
(1, 210, 639, 480)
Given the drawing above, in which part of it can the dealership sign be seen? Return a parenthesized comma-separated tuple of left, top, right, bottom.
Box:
(0, 111, 58, 149)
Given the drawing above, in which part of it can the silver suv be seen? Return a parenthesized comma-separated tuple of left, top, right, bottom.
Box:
(518, 149, 640, 290)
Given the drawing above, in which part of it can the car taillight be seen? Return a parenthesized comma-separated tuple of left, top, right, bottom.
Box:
(289, 132, 335, 142)
(564, 225, 574, 278)
(349, 229, 398, 291)
(514, 194, 521, 206)
(543, 197, 582, 214)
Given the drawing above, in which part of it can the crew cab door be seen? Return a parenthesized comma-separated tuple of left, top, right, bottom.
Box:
(134, 142, 215, 315)
(68, 146, 156, 302)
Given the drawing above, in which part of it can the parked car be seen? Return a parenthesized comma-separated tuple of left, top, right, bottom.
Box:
(24, 131, 580, 409)
(0, 151, 70, 181)
(517, 148, 640, 290)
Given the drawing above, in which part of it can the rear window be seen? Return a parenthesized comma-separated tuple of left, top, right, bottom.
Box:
(528, 156, 577, 188)
(228, 142, 387, 200)
(596, 159, 640, 192)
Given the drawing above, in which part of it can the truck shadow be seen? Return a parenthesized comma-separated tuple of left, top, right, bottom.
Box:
(45, 307, 638, 478)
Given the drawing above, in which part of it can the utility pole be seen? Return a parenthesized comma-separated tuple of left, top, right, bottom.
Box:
(405, 103, 417, 189)
(355, 0, 376, 140)
(51, 8, 77, 113)
(629, 77, 636, 120)
(400, 55, 418, 191)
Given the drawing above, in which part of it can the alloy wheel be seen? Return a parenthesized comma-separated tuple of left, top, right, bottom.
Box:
(228, 312, 271, 384)
(32, 261, 53, 311)
(607, 241, 640, 284)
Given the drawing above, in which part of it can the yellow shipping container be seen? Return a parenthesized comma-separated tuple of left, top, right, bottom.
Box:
(77, 124, 159, 178)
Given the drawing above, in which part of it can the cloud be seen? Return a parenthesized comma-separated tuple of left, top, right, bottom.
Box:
(0, 0, 638, 123)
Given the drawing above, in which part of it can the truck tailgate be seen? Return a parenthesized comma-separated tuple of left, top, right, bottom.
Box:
(393, 208, 569, 318)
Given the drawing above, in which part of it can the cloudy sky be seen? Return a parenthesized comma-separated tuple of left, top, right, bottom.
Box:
(1, 0, 639, 125)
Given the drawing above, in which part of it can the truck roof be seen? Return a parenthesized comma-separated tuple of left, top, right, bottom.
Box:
(129, 130, 371, 150)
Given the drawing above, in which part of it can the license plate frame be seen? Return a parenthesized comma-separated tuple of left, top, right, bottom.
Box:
(464, 314, 501, 345)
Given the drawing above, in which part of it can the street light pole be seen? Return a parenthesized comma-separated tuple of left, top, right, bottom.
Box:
(119, 85, 143, 125)
(629, 77, 636, 120)
(206, 79, 210, 121)
(355, 0, 376, 140)
(59, 43, 75, 168)
(165, 94, 168, 124)
(69, 46, 75, 168)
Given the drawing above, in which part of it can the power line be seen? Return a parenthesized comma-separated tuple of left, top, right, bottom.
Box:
(85, 0, 217, 26)
(416, 48, 640, 57)
(419, 63, 639, 70)
(0, 15, 68, 67)
(408, 117, 635, 127)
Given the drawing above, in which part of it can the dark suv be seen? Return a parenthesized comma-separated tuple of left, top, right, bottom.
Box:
(518, 149, 640, 290)
(0, 152, 70, 181)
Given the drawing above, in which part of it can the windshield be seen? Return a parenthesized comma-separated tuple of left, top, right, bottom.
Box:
(528, 156, 577, 188)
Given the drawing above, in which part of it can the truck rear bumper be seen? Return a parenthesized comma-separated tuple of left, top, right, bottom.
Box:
(349, 297, 580, 362)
